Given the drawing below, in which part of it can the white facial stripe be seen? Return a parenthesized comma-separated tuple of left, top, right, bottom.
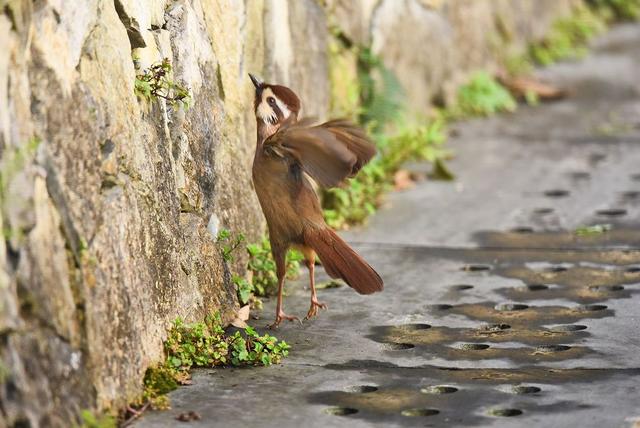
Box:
(274, 95, 290, 120)
(257, 87, 291, 125)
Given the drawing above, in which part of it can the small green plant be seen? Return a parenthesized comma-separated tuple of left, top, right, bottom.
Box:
(216, 229, 245, 262)
(587, 0, 640, 21)
(217, 230, 302, 304)
(246, 237, 303, 296)
(134, 58, 191, 107)
(453, 72, 517, 117)
(232, 274, 254, 305)
(128, 315, 289, 420)
(229, 326, 290, 366)
(575, 224, 612, 236)
(357, 47, 404, 130)
(164, 315, 289, 371)
(529, 7, 605, 66)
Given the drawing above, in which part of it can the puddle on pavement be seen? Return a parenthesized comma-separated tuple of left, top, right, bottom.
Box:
(434, 302, 612, 325)
(312, 361, 639, 426)
(311, 228, 640, 425)
(371, 323, 588, 346)
(474, 229, 640, 250)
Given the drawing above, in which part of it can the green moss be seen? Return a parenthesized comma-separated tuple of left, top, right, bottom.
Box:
(77, 410, 117, 428)
(143, 366, 178, 395)
(0, 137, 42, 241)
(356, 46, 404, 131)
(328, 29, 361, 120)
(0, 137, 41, 198)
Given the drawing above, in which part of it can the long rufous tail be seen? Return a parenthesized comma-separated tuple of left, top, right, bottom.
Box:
(303, 227, 383, 295)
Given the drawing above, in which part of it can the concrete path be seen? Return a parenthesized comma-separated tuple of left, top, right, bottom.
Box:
(135, 24, 640, 428)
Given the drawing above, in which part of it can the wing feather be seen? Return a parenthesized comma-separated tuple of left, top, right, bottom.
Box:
(264, 119, 376, 188)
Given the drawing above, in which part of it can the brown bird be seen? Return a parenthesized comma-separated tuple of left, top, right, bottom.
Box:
(248, 73, 384, 328)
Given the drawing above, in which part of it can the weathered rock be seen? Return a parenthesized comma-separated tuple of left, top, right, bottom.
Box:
(264, 0, 330, 119)
(0, 0, 589, 426)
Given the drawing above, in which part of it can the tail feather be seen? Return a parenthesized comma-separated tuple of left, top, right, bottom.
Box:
(303, 227, 383, 295)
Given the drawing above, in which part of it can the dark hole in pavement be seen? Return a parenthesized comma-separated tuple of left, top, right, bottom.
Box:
(511, 385, 542, 394)
(526, 284, 550, 291)
(625, 266, 640, 273)
(546, 266, 568, 273)
(495, 303, 529, 311)
(511, 227, 534, 233)
(588, 285, 624, 292)
(533, 207, 555, 214)
(630, 173, 640, 181)
(325, 407, 358, 416)
(570, 171, 590, 180)
(431, 304, 453, 310)
(551, 324, 588, 332)
(544, 189, 570, 198)
(386, 343, 415, 351)
(481, 323, 511, 331)
(401, 323, 432, 330)
(579, 304, 608, 311)
(451, 284, 474, 290)
(536, 345, 571, 352)
(345, 385, 378, 393)
(489, 408, 523, 417)
(621, 191, 640, 200)
(589, 153, 606, 164)
(596, 208, 627, 217)
(421, 385, 458, 394)
(460, 343, 490, 350)
(175, 411, 201, 422)
(462, 264, 491, 272)
(401, 408, 439, 417)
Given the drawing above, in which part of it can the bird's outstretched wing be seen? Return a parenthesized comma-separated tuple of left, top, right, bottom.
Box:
(263, 119, 377, 188)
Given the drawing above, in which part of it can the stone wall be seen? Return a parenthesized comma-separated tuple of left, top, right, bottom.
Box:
(0, 0, 580, 426)
(328, 0, 582, 114)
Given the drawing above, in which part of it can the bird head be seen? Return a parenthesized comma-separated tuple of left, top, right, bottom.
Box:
(249, 73, 300, 140)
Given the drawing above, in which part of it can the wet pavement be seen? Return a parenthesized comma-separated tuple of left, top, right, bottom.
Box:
(135, 24, 640, 428)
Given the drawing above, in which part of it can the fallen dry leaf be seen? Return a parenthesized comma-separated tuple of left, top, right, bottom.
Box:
(230, 305, 250, 328)
(394, 169, 415, 191)
(497, 72, 567, 101)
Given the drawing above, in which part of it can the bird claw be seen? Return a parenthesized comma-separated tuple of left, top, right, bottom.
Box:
(269, 311, 301, 329)
(305, 299, 328, 320)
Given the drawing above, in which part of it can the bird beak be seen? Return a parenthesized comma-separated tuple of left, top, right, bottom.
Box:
(248, 73, 263, 89)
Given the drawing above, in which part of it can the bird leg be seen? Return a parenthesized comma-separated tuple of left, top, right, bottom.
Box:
(269, 248, 300, 329)
(304, 252, 327, 320)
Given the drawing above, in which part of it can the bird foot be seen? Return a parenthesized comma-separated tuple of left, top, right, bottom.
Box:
(305, 299, 328, 320)
(269, 311, 301, 329)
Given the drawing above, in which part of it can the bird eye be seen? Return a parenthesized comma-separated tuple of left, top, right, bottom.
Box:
(267, 96, 276, 105)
